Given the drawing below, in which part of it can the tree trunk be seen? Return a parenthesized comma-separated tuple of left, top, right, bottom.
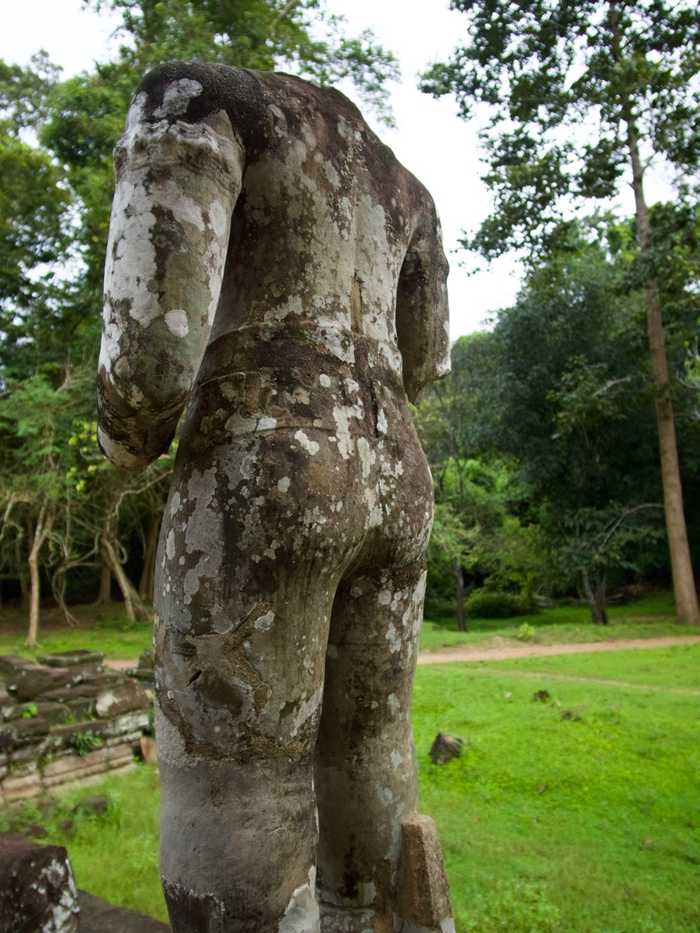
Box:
(26, 506, 54, 647)
(453, 559, 467, 631)
(581, 570, 608, 625)
(95, 558, 112, 604)
(18, 527, 29, 612)
(102, 533, 146, 622)
(139, 512, 161, 601)
(625, 116, 700, 625)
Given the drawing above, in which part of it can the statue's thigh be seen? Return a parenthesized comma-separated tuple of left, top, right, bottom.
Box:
(154, 428, 366, 761)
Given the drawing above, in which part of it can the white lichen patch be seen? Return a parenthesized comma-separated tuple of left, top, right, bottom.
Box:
(294, 429, 320, 456)
(332, 402, 363, 460)
(289, 686, 323, 736)
(278, 866, 320, 933)
(319, 373, 331, 387)
(153, 78, 203, 119)
(164, 309, 190, 337)
(277, 476, 291, 493)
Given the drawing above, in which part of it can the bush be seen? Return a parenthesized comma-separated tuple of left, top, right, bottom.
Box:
(516, 623, 537, 642)
(466, 590, 524, 618)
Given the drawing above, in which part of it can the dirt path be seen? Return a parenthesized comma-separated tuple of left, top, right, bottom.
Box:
(104, 635, 700, 673)
(104, 658, 134, 671)
(417, 634, 700, 666)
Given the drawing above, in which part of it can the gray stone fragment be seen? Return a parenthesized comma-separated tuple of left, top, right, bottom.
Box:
(0, 833, 80, 933)
(395, 815, 454, 933)
(429, 733, 464, 765)
(38, 650, 105, 669)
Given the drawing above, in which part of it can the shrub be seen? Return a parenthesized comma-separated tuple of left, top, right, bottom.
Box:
(70, 730, 104, 757)
(516, 623, 537, 642)
(466, 590, 523, 618)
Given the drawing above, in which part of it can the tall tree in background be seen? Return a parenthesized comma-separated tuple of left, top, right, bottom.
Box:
(422, 0, 700, 623)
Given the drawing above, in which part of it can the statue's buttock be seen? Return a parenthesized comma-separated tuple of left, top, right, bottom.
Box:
(97, 61, 453, 933)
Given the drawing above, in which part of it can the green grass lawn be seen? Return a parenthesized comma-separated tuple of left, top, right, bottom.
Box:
(420, 591, 690, 653)
(0, 603, 153, 661)
(413, 647, 700, 932)
(2, 643, 698, 931)
(478, 641, 700, 691)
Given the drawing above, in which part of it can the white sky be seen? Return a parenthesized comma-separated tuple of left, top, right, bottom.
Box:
(0, 0, 674, 338)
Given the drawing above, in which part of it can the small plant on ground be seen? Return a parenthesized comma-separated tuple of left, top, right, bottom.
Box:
(20, 703, 39, 719)
(70, 730, 104, 757)
(516, 623, 536, 642)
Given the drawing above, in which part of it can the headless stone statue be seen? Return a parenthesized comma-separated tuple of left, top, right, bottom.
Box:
(97, 61, 453, 933)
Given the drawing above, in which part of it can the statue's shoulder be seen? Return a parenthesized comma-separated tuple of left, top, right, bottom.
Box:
(136, 61, 272, 153)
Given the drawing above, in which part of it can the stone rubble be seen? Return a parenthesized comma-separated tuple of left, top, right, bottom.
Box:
(0, 651, 153, 803)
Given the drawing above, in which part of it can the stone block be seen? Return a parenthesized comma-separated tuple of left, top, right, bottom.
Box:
(0, 656, 35, 676)
(41, 747, 113, 780)
(101, 710, 151, 739)
(3, 771, 42, 801)
(95, 681, 151, 718)
(6, 665, 74, 702)
(6, 747, 39, 770)
(139, 735, 158, 764)
(38, 650, 105, 669)
(396, 815, 454, 933)
(4, 700, 68, 724)
(0, 833, 79, 932)
(40, 683, 102, 702)
(0, 716, 51, 752)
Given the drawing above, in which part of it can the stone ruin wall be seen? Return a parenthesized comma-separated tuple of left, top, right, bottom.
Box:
(0, 650, 155, 805)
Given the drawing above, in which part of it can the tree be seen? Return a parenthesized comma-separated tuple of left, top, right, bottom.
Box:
(487, 230, 680, 619)
(422, 0, 700, 623)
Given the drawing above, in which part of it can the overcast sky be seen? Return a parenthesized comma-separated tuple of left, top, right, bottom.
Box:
(2, 1, 668, 339)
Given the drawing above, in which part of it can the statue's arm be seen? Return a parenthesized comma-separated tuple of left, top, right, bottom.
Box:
(395, 195, 451, 403)
(97, 68, 244, 469)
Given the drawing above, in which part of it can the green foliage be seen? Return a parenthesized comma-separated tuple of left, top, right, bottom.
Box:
(85, 0, 399, 123)
(465, 590, 524, 619)
(20, 702, 39, 719)
(515, 623, 536, 643)
(70, 729, 104, 756)
(421, 0, 700, 262)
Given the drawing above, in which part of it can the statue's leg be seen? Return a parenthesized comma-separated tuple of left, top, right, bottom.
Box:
(153, 434, 355, 933)
(315, 562, 453, 932)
